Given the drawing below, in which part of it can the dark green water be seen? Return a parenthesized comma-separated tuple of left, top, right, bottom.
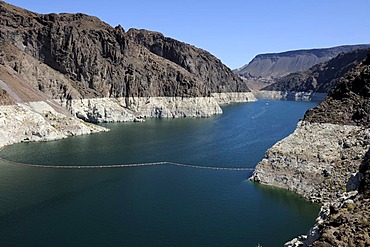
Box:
(0, 100, 320, 247)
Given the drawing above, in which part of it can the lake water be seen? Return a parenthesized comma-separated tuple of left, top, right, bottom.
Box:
(0, 99, 320, 247)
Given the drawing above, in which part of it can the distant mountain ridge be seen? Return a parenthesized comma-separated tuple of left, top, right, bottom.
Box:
(262, 48, 370, 93)
(235, 45, 370, 90)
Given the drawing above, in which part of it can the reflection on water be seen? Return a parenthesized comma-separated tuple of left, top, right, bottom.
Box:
(253, 182, 320, 219)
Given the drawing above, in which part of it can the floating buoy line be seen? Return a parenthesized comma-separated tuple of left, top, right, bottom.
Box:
(0, 147, 254, 171)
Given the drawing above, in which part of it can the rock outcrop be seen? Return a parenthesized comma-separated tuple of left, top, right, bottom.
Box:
(251, 121, 369, 203)
(0, 101, 108, 148)
(286, 151, 370, 247)
(251, 54, 370, 245)
(0, 88, 13, 105)
(310, 168, 370, 247)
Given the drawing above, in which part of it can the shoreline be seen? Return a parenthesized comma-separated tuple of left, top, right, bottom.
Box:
(0, 97, 326, 246)
(250, 121, 370, 246)
(0, 101, 109, 149)
(253, 90, 327, 101)
(0, 93, 257, 149)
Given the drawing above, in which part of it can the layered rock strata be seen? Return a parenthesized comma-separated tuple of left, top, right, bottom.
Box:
(62, 96, 223, 123)
(63, 92, 257, 123)
(125, 97, 223, 118)
(211, 92, 257, 105)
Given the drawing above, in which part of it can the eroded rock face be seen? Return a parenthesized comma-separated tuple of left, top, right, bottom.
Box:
(0, 101, 108, 148)
(308, 151, 370, 247)
(251, 121, 370, 203)
(0, 1, 248, 104)
(128, 29, 248, 94)
(252, 54, 370, 246)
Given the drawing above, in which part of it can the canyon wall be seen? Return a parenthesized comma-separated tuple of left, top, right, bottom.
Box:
(251, 54, 370, 246)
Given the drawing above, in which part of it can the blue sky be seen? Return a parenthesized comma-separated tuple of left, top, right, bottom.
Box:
(5, 0, 370, 69)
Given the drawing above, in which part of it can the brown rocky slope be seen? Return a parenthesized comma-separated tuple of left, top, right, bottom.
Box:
(0, 0, 248, 104)
(304, 53, 370, 126)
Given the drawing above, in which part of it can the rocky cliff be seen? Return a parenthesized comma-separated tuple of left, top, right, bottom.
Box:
(251, 54, 370, 246)
(235, 45, 370, 91)
(0, 1, 248, 103)
(127, 29, 248, 94)
(0, 1, 256, 147)
(262, 48, 370, 94)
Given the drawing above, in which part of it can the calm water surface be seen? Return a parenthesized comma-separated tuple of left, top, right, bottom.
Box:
(0, 100, 320, 247)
